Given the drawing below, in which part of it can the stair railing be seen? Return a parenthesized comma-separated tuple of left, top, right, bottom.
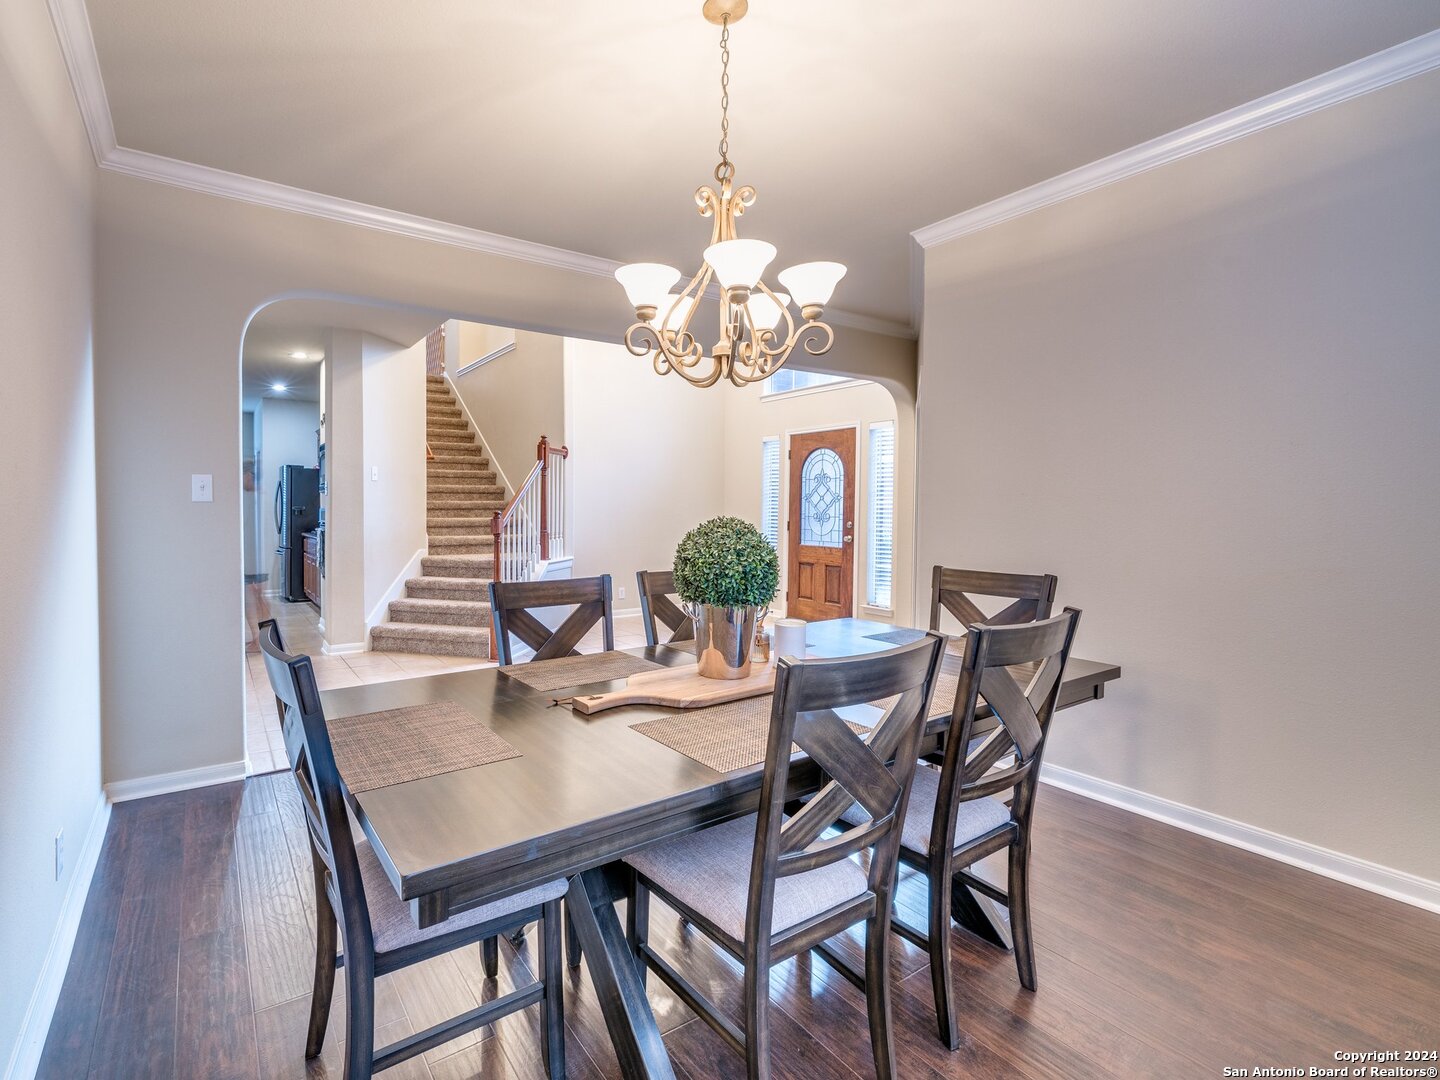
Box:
(489, 435, 569, 659)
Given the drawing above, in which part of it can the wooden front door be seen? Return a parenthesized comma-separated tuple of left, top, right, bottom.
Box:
(786, 428, 856, 621)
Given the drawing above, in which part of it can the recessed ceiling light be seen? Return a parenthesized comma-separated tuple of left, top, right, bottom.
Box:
(271, 382, 288, 393)
(289, 350, 309, 360)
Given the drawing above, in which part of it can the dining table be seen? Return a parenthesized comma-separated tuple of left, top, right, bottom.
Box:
(320, 617, 1121, 1079)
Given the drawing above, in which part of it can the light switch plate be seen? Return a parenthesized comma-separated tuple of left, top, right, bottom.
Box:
(371, 466, 379, 482)
(191, 474, 213, 502)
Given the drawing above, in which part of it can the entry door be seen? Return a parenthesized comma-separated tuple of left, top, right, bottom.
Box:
(786, 428, 856, 621)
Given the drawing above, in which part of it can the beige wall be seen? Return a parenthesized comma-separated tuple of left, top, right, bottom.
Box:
(721, 379, 905, 623)
(561, 338, 728, 608)
(362, 337, 427, 624)
(447, 321, 564, 493)
(321, 328, 366, 647)
(93, 168, 916, 786)
(917, 71, 1440, 881)
(0, 0, 103, 1068)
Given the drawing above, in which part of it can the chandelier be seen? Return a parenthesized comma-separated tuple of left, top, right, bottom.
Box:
(615, 0, 846, 388)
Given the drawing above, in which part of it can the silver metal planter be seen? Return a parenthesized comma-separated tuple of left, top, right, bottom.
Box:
(688, 603, 760, 680)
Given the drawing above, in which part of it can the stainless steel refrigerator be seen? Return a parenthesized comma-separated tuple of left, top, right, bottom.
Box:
(274, 465, 320, 603)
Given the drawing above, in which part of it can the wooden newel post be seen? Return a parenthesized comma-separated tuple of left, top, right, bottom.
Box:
(537, 436, 551, 561)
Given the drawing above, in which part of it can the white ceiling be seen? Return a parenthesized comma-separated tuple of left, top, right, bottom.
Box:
(241, 299, 441, 411)
(87, 1, 1440, 325)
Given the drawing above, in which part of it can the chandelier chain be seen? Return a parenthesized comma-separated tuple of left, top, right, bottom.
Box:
(715, 14, 733, 185)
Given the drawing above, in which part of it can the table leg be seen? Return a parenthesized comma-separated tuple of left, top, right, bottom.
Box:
(949, 877, 1011, 949)
(566, 868, 677, 1080)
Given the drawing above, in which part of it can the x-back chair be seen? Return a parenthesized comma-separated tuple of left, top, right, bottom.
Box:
(636, 568, 695, 648)
(845, 609, 1081, 1050)
(257, 620, 567, 1079)
(624, 633, 946, 1079)
(929, 565, 1057, 638)
(489, 574, 614, 665)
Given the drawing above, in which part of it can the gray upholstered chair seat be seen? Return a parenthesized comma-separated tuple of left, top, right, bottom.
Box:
(356, 839, 567, 955)
(840, 765, 1010, 855)
(625, 815, 871, 945)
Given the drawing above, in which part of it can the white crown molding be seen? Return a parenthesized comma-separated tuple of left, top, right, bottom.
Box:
(1042, 764, 1440, 915)
(102, 146, 622, 279)
(3, 794, 110, 1080)
(104, 759, 247, 803)
(45, 0, 914, 338)
(913, 28, 1440, 249)
(45, 0, 115, 163)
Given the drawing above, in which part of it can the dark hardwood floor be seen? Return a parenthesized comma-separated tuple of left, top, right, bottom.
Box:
(38, 775, 1440, 1079)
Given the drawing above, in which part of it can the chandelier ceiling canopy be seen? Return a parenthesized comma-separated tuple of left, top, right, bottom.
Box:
(615, 0, 846, 388)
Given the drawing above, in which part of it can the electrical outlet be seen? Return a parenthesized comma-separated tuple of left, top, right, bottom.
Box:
(618, 586, 626, 599)
(55, 830, 63, 881)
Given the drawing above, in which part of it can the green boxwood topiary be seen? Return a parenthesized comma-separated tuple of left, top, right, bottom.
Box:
(672, 516, 779, 609)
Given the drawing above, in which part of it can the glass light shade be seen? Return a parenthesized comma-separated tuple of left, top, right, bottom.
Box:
(652, 293, 695, 329)
(703, 239, 777, 291)
(745, 291, 791, 332)
(615, 263, 680, 311)
(778, 261, 847, 308)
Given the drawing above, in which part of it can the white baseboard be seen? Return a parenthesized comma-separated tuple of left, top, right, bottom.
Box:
(104, 760, 248, 803)
(1041, 763, 1440, 914)
(3, 793, 111, 1080)
(320, 641, 367, 656)
(365, 547, 426, 631)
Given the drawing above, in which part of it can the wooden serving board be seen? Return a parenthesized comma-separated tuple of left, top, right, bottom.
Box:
(570, 655, 778, 715)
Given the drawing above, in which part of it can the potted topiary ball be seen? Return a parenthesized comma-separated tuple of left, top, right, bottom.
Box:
(673, 515, 780, 679)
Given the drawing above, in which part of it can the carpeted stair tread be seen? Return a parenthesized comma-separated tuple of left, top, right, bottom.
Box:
(428, 469, 498, 483)
(427, 445, 485, 458)
(428, 480, 505, 494)
(371, 622, 489, 658)
(428, 539, 492, 555)
(405, 576, 489, 601)
(387, 597, 491, 627)
(428, 517, 494, 533)
(421, 554, 494, 578)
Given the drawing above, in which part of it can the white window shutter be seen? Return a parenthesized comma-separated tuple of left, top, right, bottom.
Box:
(761, 437, 781, 548)
(867, 422, 895, 608)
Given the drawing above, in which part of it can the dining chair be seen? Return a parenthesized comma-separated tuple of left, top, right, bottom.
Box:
(848, 608, 1081, 1051)
(487, 573, 615, 966)
(624, 633, 946, 1080)
(929, 565, 1058, 638)
(256, 620, 568, 1079)
(489, 574, 614, 665)
(636, 569, 695, 648)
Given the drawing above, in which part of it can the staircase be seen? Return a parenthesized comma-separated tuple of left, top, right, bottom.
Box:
(369, 375, 503, 657)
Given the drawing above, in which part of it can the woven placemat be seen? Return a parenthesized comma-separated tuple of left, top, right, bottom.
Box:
(631, 696, 870, 774)
(327, 700, 519, 794)
(499, 650, 663, 693)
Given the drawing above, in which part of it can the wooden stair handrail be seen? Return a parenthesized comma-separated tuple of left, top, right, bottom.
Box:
(489, 434, 568, 660)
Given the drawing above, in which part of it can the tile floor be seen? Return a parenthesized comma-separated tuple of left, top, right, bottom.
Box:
(243, 599, 651, 774)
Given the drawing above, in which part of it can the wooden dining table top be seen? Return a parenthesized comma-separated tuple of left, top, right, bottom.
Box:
(319, 617, 1121, 930)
